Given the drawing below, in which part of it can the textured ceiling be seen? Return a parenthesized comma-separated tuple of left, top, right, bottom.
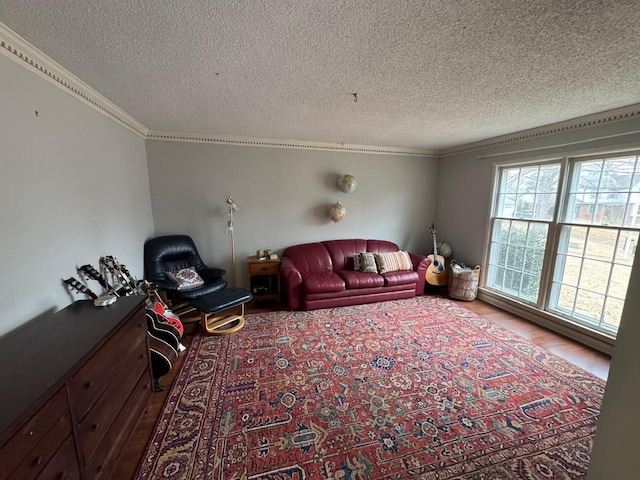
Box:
(1, 0, 640, 151)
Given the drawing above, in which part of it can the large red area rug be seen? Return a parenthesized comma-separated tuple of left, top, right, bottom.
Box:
(136, 297, 605, 479)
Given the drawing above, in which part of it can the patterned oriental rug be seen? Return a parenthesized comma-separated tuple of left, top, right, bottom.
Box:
(136, 297, 605, 479)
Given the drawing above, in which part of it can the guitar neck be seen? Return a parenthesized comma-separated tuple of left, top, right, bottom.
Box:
(78, 264, 114, 293)
(64, 277, 98, 299)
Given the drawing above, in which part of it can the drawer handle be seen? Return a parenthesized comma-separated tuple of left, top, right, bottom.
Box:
(92, 422, 100, 431)
(260, 267, 268, 271)
(29, 430, 34, 436)
(84, 381, 94, 389)
(33, 455, 45, 467)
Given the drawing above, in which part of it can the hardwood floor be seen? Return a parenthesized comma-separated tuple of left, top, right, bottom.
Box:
(112, 297, 611, 479)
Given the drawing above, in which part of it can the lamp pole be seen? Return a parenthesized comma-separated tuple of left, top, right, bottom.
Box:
(226, 196, 237, 287)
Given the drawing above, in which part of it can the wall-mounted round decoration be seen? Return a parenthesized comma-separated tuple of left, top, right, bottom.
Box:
(337, 174, 357, 193)
(327, 201, 346, 222)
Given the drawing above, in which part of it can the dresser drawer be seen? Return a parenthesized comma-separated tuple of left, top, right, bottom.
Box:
(34, 435, 79, 480)
(4, 411, 72, 480)
(84, 371, 152, 480)
(76, 344, 148, 464)
(0, 388, 69, 480)
(68, 309, 146, 420)
(249, 262, 280, 275)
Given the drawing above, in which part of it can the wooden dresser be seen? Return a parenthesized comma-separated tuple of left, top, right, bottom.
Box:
(0, 296, 151, 480)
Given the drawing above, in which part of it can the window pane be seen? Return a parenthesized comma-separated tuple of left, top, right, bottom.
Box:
(515, 194, 534, 218)
(578, 259, 610, 295)
(506, 246, 525, 269)
(504, 269, 522, 294)
(554, 255, 582, 287)
(539, 164, 561, 193)
(601, 157, 634, 191)
(584, 228, 615, 261)
(508, 221, 528, 246)
(521, 274, 540, 301)
(527, 222, 549, 248)
(615, 231, 638, 265)
(488, 266, 505, 289)
(566, 226, 587, 255)
(497, 193, 516, 217)
(575, 161, 602, 193)
(518, 167, 538, 193)
(567, 193, 594, 224)
(556, 284, 576, 312)
(603, 297, 625, 330)
(574, 290, 605, 324)
(609, 264, 631, 299)
(503, 169, 519, 193)
(533, 193, 556, 220)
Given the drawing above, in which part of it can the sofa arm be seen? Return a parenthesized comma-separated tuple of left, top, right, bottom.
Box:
(408, 252, 431, 295)
(280, 257, 303, 310)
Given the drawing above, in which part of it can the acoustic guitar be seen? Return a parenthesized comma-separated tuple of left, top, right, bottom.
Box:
(425, 224, 448, 286)
(146, 308, 180, 391)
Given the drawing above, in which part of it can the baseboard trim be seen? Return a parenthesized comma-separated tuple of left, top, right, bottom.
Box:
(477, 289, 615, 356)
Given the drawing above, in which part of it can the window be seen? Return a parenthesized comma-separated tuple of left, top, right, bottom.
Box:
(486, 152, 640, 336)
(487, 163, 560, 304)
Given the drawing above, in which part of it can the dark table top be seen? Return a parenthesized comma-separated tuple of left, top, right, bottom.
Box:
(0, 296, 144, 434)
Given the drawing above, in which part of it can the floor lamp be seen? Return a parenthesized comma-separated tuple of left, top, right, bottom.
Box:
(226, 196, 238, 287)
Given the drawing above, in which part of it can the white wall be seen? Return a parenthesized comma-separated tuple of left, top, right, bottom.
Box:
(0, 54, 154, 337)
(435, 118, 640, 479)
(146, 140, 438, 289)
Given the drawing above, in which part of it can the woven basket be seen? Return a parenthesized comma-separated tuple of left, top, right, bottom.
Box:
(448, 260, 481, 301)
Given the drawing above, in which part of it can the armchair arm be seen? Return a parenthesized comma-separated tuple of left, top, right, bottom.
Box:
(198, 266, 226, 282)
(280, 257, 303, 310)
(153, 278, 179, 291)
(408, 252, 431, 295)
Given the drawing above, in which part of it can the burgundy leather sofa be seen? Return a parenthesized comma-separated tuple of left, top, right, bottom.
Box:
(280, 239, 430, 310)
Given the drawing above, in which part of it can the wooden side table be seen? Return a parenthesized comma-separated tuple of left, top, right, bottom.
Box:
(247, 256, 281, 303)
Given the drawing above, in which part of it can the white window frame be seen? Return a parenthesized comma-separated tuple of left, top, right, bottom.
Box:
(482, 149, 640, 339)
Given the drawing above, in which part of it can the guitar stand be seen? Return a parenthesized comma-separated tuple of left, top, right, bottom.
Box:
(189, 287, 253, 336)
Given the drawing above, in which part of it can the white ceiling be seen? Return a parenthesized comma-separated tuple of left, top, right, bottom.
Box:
(1, 0, 640, 152)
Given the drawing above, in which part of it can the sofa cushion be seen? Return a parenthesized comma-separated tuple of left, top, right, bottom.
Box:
(382, 270, 419, 287)
(323, 239, 367, 270)
(335, 270, 385, 289)
(282, 242, 334, 273)
(302, 272, 346, 293)
(366, 239, 400, 254)
(374, 251, 413, 274)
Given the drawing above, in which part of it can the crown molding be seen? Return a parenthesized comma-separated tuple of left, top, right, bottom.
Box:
(4, 22, 638, 158)
(146, 131, 439, 157)
(0, 22, 148, 138)
(440, 103, 640, 157)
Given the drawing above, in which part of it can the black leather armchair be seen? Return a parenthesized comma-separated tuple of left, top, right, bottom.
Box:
(143, 235, 227, 300)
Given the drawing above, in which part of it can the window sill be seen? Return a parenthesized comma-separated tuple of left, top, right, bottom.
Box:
(477, 287, 615, 356)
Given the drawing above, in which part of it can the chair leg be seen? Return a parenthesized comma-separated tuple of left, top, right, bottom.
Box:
(200, 302, 246, 335)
